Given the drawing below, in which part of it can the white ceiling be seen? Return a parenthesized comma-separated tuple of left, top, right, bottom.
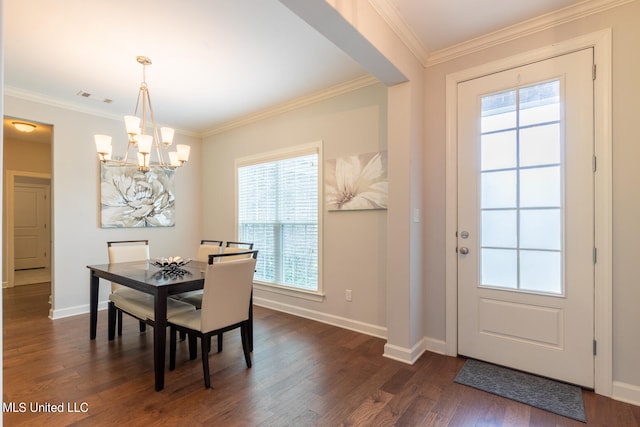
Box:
(3, 0, 586, 138)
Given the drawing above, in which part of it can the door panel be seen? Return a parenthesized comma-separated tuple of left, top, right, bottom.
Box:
(14, 184, 49, 270)
(457, 48, 594, 387)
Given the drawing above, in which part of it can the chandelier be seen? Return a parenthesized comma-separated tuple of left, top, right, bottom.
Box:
(94, 56, 190, 172)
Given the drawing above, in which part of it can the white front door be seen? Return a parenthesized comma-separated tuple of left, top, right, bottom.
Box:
(457, 48, 595, 387)
(14, 183, 50, 270)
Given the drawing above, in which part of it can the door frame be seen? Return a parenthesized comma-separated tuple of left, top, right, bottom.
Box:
(4, 170, 52, 287)
(444, 30, 612, 395)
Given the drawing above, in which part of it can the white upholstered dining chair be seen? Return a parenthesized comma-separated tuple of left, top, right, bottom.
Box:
(196, 239, 224, 262)
(171, 239, 224, 303)
(168, 251, 257, 388)
(179, 246, 257, 354)
(178, 241, 254, 309)
(220, 241, 254, 260)
(107, 240, 195, 340)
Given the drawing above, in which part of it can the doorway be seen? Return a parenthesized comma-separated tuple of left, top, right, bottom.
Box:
(13, 177, 51, 284)
(3, 117, 53, 295)
(444, 30, 612, 395)
(456, 49, 594, 387)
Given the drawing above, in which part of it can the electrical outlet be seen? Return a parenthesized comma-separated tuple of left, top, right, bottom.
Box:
(346, 289, 352, 301)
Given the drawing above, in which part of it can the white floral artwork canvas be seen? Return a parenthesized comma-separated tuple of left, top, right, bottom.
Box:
(100, 164, 175, 227)
(325, 150, 388, 211)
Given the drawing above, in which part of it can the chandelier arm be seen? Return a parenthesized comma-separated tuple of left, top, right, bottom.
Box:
(145, 89, 167, 166)
(133, 86, 143, 117)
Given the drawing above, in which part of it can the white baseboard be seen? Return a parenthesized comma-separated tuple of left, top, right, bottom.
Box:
(612, 381, 640, 407)
(383, 342, 422, 364)
(425, 337, 448, 355)
(253, 296, 387, 339)
(383, 336, 448, 365)
(254, 296, 454, 366)
(50, 301, 107, 320)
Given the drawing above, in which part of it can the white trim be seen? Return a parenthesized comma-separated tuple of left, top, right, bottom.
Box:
(204, 75, 379, 136)
(3, 86, 200, 139)
(383, 342, 421, 364)
(253, 296, 387, 339)
(50, 300, 109, 320)
(382, 336, 447, 365)
(254, 282, 325, 302)
(6, 77, 378, 140)
(425, 337, 448, 356)
(612, 381, 640, 407)
(368, 0, 428, 65)
(4, 85, 122, 121)
(367, 0, 630, 68)
(427, 0, 631, 66)
(444, 29, 612, 395)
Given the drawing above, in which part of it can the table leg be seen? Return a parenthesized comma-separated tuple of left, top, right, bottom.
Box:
(154, 289, 169, 391)
(248, 291, 253, 351)
(90, 270, 99, 340)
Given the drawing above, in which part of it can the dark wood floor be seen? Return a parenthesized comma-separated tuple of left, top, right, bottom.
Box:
(3, 283, 639, 426)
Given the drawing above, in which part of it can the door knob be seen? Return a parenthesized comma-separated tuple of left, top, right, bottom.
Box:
(459, 247, 469, 255)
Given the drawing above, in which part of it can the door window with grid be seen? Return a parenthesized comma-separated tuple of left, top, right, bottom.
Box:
(480, 80, 563, 294)
(236, 144, 320, 293)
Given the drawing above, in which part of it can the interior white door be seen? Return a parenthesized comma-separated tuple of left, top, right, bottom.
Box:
(457, 48, 595, 387)
(14, 183, 50, 270)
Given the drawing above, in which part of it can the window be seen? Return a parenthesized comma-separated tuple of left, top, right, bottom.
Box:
(479, 80, 563, 294)
(236, 143, 321, 294)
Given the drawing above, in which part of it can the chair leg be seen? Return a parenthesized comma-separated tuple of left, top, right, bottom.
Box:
(201, 334, 211, 388)
(179, 331, 186, 341)
(241, 323, 252, 368)
(188, 334, 197, 360)
(139, 320, 146, 333)
(108, 302, 116, 340)
(169, 326, 177, 371)
(217, 332, 223, 352)
(117, 310, 123, 336)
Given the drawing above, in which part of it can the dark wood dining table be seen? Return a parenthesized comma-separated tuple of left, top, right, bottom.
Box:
(87, 259, 253, 391)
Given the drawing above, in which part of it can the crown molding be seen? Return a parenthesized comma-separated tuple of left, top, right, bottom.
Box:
(4, 85, 123, 122)
(368, 0, 429, 66)
(6, 75, 378, 139)
(366, 0, 633, 68)
(4, 85, 201, 138)
(426, 0, 635, 67)
(203, 74, 379, 136)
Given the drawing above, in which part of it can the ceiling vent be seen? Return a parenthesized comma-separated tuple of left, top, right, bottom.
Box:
(77, 90, 113, 104)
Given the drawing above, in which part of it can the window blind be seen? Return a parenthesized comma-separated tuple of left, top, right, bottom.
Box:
(237, 150, 319, 291)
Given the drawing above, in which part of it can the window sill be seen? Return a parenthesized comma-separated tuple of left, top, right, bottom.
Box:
(253, 281, 325, 302)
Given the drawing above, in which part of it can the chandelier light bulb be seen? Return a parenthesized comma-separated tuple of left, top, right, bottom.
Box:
(161, 127, 175, 146)
(169, 151, 180, 167)
(136, 134, 153, 154)
(176, 144, 191, 162)
(124, 116, 141, 135)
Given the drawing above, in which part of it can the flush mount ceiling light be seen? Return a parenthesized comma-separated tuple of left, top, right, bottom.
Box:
(94, 56, 190, 172)
(13, 122, 36, 133)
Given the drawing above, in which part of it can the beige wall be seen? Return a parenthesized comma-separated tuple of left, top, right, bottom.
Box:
(202, 83, 389, 331)
(3, 96, 203, 318)
(422, 0, 640, 391)
(3, 137, 51, 173)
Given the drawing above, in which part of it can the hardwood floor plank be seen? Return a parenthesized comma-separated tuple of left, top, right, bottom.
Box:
(3, 282, 639, 426)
